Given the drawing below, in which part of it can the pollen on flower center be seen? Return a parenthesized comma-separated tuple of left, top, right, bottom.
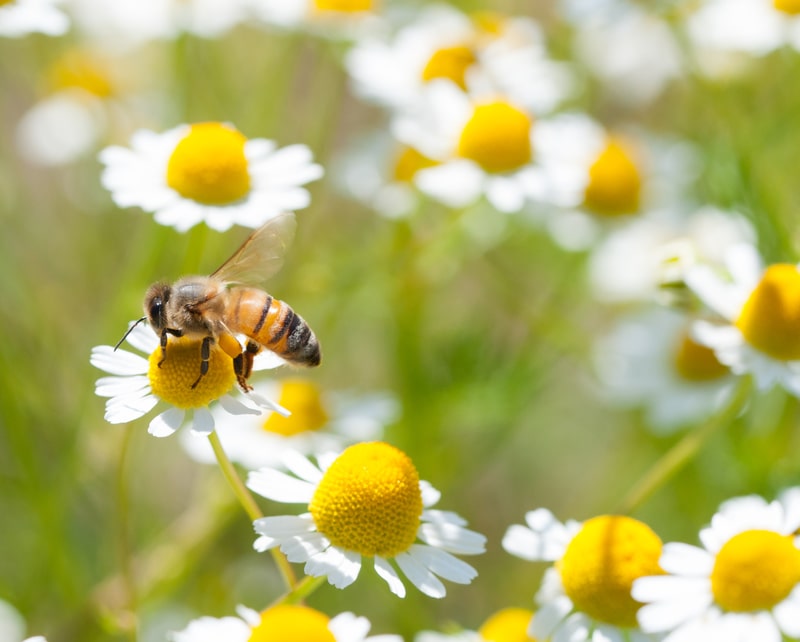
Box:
(147, 336, 236, 409)
(457, 101, 533, 174)
(557, 515, 663, 628)
(309, 441, 423, 557)
(583, 138, 642, 216)
(166, 122, 251, 205)
(248, 605, 335, 642)
(48, 51, 114, 98)
(421, 45, 477, 90)
(261, 379, 329, 436)
(393, 145, 438, 183)
(674, 331, 729, 381)
(735, 263, 800, 360)
(478, 607, 536, 642)
(774, 0, 800, 15)
(710, 530, 800, 612)
(313, 0, 373, 13)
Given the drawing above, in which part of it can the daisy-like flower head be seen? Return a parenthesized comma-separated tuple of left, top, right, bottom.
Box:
(687, 242, 800, 396)
(181, 377, 398, 469)
(247, 441, 486, 598)
(416, 607, 537, 642)
(503, 508, 664, 642)
(595, 306, 735, 434)
(0, 0, 67, 37)
(250, 0, 381, 39)
(633, 490, 800, 640)
(346, 5, 571, 115)
(171, 603, 402, 642)
(90, 322, 284, 437)
(99, 122, 323, 232)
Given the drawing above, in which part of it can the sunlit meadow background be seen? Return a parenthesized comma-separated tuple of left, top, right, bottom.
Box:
(2, 0, 800, 640)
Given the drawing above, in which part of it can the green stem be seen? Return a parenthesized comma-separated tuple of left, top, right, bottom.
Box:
(271, 575, 326, 606)
(207, 431, 297, 589)
(116, 423, 139, 641)
(616, 376, 752, 515)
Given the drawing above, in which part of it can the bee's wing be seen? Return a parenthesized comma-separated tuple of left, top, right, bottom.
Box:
(211, 212, 297, 286)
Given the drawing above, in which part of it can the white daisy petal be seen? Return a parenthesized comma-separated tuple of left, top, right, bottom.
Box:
(420, 480, 442, 507)
(246, 468, 317, 503)
(417, 520, 486, 555)
(170, 615, 251, 642)
(374, 557, 406, 598)
(306, 546, 362, 589)
(216, 394, 261, 416)
(773, 585, 800, 637)
(329, 612, 371, 641)
(529, 596, 574, 639)
(148, 407, 185, 437)
(659, 543, 715, 575)
(279, 532, 331, 563)
(105, 393, 158, 424)
(394, 551, 447, 598)
(90, 346, 149, 376)
(190, 407, 215, 435)
(94, 375, 150, 398)
(406, 544, 477, 584)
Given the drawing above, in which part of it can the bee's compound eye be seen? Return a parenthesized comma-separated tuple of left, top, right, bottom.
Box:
(148, 297, 163, 324)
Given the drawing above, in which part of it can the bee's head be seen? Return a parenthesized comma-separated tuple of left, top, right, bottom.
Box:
(144, 282, 171, 331)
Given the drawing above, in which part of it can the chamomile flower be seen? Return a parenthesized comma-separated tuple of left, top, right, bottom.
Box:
(687, 242, 800, 396)
(503, 508, 663, 642)
(633, 491, 800, 641)
(392, 80, 549, 214)
(595, 306, 734, 434)
(0, 599, 25, 642)
(99, 122, 323, 232)
(0, 0, 68, 37)
(249, 0, 381, 39)
(180, 378, 398, 469)
(247, 441, 486, 598)
(90, 322, 284, 437)
(415, 607, 537, 642)
(170, 604, 402, 642)
(346, 5, 571, 114)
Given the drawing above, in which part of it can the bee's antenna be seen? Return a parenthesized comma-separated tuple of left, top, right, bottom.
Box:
(114, 317, 147, 351)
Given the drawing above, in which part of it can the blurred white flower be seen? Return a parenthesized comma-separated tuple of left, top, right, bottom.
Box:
(250, 0, 382, 39)
(0, 599, 25, 642)
(0, 0, 68, 37)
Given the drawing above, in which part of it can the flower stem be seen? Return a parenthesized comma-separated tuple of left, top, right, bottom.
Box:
(616, 376, 752, 515)
(207, 431, 297, 589)
(272, 575, 327, 606)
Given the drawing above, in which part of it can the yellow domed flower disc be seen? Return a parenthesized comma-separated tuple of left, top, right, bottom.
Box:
(478, 607, 536, 642)
(457, 101, 533, 174)
(262, 379, 329, 436)
(557, 515, 663, 628)
(393, 145, 438, 183)
(48, 50, 114, 98)
(471, 11, 507, 37)
(0, 1, 14, 7)
(313, 0, 373, 12)
(166, 122, 251, 205)
(673, 331, 729, 381)
(583, 139, 642, 216)
(421, 45, 477, 90)
(148, 337, 236, 409)
(248, 604, 335, 642)
(309, 441, 423, 557)
(711, 530, 800, 612)
(735, 264, 800, 360)
(774, 0, 800, 15)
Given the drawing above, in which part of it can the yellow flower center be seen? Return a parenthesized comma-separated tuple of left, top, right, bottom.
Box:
(558, 515, 663, 628)
(735, 264, 800, 360)
(309, 441, 423, 557)
(261, 379, 329, 436)
(774, 0, 800, 15)
(710, 530, 800, 612)
(673, 331, 729, 381)
(457, 101, 533, 174)
(147, 337, 236, 409)
(392, 145, 438, 183)
(313, 0, 373, 13)
(421, 45, 477, 90)
(48, 51, 114, 98)
(165, 122, 251, 205)
(0, 1, 14, 7)
(478, 607, 536, 642)
(471, 11, 507, 37)
(583, 139, 642, 216)
(248, 605, 335, 642)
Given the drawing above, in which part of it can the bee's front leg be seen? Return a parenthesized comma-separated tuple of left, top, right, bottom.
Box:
(158, 328, 183, 367)
(191, 335, 212, 389)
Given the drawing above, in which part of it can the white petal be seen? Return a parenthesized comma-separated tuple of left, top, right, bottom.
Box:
(246, 468, 317, 503)
(95, 375, 150, 398)
(104, 393, 158, 424)
(659, 543, 715, 575)
(417, 520, 486, 555)
(529, 597, 573, 639)
(414, 161, 485, 209)
(374, 557, 406, 598)
(329, 612, 370, 641)
(394, 551, 447, 598)
(305, 546, 362, 589)
(148, 407, 185, 437)
(169, 615, 251, 642)
(279, 532, 330, 563)
(190, 407, 215, 435)
(485, 175, 527, 213)
(282, 450, 325, 484)
(217, 394, 261, 416)
(774, 585, 800, 637)
(632, 575, 712, 604)
(406, 544, 477, 584)
(635, 591, 713, 633)
(685, 265, 743, 320)
(90, 346, 149, 375)
(420, 480, 441, 507)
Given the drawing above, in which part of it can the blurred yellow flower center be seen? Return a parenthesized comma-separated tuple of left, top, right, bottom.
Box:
(48, 51, 114, 98)
(309, 441, 423, 557)
(558, 515, 663, 628)
(393, 145, 438, 183)
(673, 332, 728, 381)
(166, 122, 251, 205)
(478, 607, 536, 642)
(711, 530, 800, 612)
(472, 11, 507, 36)
(148, 337, 235, 409)
(735, 264, 800, 360)
(313, 0, 373, 12)
(583, 139, 642, 216)
(458, 101, 533, 173)
(261, 379, 329, 436)
(0, 0, 13, 6)
(421, 45, 477, 90)
(248, 605, 334, 642)
(774, 0, 800, 15)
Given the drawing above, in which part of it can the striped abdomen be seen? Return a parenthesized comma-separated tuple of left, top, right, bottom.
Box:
(227, 287, 321, 366)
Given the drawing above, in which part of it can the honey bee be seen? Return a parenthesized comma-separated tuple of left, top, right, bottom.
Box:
(116, 212, 320, 391)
